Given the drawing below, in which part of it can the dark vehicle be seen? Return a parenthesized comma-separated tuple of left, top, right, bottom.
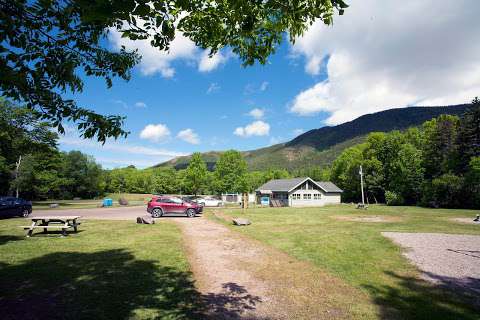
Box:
(147, 196, 202, 218)
(0, 197, 32, 218)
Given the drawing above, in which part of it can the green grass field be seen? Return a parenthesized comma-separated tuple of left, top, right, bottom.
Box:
(32, 193, 153, 210)
(210, 205, 480, 319)
(0, 219, 202, 319)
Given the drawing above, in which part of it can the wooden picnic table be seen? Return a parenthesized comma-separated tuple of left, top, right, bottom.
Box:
(21, 216, 81, 237)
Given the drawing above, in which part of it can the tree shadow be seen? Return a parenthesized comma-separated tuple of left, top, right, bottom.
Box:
(202, 282, 264, 320)
(0, 249, 267, 319)
(362, 271, 480, 320)
(0, 235, 22, 246)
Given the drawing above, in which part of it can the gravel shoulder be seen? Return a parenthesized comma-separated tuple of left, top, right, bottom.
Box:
(382, 232, 480, 295)
(174, 215, 375, 319)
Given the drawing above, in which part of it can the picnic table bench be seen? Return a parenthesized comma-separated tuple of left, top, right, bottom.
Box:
(20, 216, 81, 237)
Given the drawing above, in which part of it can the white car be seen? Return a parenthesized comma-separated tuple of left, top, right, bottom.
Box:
(197, 197, 223, 207)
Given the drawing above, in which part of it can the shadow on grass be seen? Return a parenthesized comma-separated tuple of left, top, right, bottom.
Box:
(0, 249, 266, 320)
(363, 271, 480, 320)
(0, 235, 23, 246)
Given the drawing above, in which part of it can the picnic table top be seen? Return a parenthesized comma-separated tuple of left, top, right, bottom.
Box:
(30, 216, 81, 220)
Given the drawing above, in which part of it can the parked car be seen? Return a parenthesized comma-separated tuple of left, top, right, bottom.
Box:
(0, 197, 32, 218)
(196, 197, 223, 207)
(147, 196, 203, 218)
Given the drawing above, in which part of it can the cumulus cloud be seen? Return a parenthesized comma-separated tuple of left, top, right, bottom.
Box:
(177, 128, 200, 144)
(198, 50, 228, 72)
(134, 101, 147, 108)
(109, 28, 228, 77)
(139, 124, 171, 142)
(290, 0, 480, 125)
(248, 108, 265, 119)
(234, 121, 270, 137)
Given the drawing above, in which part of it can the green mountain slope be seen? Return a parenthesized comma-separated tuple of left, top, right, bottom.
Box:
(155, 104, 469, 171)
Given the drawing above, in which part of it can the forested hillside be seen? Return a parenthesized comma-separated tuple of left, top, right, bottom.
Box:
(330, 98, 480, 208)
(157, 104, 469, 171)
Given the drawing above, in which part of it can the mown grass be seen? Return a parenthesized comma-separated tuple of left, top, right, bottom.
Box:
(0, 218, 202, 319)
(32, 193, 152, 210)
(209, 205, 480, 319)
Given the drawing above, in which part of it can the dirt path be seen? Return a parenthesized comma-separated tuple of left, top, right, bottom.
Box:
(174, 214, 375, 320)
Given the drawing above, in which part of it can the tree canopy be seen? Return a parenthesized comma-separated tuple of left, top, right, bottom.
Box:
(0, 0, 347, 142)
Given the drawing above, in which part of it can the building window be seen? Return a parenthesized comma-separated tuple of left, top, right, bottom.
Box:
(303, 194, 312, 200)
(292, 194, 300, 200)
(314, 193, 321, 200)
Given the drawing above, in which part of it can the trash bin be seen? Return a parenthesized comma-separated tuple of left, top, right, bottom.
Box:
(103, 198, 113, 207)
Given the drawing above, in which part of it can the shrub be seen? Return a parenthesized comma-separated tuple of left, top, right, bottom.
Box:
(385, 191, 404, 206)
(421, 174, 464, 208)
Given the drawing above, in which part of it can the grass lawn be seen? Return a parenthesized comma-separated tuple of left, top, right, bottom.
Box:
(0, 218, 202, 319)
(209, 205, 480, 319)
(32, 193, 153, 210)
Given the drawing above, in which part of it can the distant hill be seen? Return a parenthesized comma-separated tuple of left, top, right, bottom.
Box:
(155, 104, 470, 171)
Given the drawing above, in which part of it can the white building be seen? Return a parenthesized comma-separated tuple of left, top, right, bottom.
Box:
(256, 177, 342, 207)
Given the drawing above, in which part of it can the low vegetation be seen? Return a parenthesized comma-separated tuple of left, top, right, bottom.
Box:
(210, 205, 480, 319)
(0, 219, 203, 319)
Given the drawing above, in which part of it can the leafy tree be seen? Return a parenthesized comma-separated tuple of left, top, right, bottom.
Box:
(330, 144, 365, 202)
(465, 156, 480, 208)
(421, 174, 464, 208)
(0, 100, 58, 195)
(389, 143, 424, 204)
(214, 150, 248, 193)
(61, 151, 104, 199)
(183, 153, 208, 195)
(1, 0, 347, 141)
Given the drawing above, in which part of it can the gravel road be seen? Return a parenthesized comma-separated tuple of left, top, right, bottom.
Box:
(382, 232, 480, 294)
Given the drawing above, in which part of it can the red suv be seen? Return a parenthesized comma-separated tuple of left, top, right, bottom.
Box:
(147, 196, 203, 218)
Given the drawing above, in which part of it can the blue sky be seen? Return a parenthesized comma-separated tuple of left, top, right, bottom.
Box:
(58, 0, 479, 168)
(59, 42, 330, 168)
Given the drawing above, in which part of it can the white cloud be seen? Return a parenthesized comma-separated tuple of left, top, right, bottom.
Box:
(290, 0, 480, 125)
(177, 128, 200, 144)
(198, 50, 228, 72)
(134, 101, 147, 108)
(248, 108, 265, 119)
(109, 27, 228, 77)
(60, 136, 183, 157)
(260, 81, 269, 91)
(139, 124, 171, 142)
(234, 121, 270, 137)
(207, 82, 220, 94)
(292, 128, 304, 136)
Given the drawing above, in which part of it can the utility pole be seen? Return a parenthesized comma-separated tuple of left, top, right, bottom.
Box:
(359, 165, 365, 207)
(15, 155, 22, 198)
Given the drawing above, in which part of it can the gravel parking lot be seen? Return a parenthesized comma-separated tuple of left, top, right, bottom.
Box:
(383, 232, 480, 294)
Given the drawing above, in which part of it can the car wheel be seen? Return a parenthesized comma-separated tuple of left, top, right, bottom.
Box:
(22, 208, 30, 218)
(151, 208, 163, 218)
(186, 209, 196, 218)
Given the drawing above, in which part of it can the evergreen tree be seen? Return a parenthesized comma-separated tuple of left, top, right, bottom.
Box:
(457, 97, 480, 173)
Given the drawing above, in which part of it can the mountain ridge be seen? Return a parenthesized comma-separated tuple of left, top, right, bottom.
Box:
(155, 104, 470, 171)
